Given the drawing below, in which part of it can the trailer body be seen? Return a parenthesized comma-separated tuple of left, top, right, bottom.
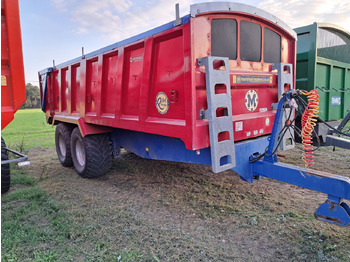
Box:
(295, 23, 350, 122)
(1, 0, 26, 130)
(39, 3, 350, 226)
(39, 3, 296, 151)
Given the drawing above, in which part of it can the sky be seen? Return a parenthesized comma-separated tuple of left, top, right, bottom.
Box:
(18, 0, 350, 85)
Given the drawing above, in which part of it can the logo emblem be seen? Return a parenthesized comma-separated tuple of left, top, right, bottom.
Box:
(155, 92, 169, 114)
(130, 55, 144, 63)
(245, 89, 258, 112)
(1, 75, 7, 86)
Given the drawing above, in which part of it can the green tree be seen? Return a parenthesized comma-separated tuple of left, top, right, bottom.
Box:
(21, 83, 41, 109)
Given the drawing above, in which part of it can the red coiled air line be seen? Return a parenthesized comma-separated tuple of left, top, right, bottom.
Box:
(300, 90, 319, 168)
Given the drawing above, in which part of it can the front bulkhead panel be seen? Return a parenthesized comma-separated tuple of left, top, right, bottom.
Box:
(191, 12, 296, 149)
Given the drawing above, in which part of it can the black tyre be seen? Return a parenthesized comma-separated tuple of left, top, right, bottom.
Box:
(55, 123, 74, 167)
(1, 137, 10, 194)
(70, 128, 112, 178)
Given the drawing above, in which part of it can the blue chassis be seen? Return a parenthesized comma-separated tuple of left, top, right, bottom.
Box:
(110, 93, 350, 226)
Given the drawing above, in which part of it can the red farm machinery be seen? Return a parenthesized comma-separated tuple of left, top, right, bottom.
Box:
(39, 2, 350, 226)
(1, 0, 28, 194)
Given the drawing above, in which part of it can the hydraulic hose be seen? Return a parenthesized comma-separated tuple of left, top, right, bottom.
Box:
(300, 90, 319, 168)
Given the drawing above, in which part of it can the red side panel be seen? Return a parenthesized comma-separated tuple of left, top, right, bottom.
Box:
(101, 51, 118, 116)
(1, 0, 26, 130)
(71, 63, 81, 114)
(43, 23, 192, 146)
(86, 59, 98, 115)
(149, 30, 186, 121)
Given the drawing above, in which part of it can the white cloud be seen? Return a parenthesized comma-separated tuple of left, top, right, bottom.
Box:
(109, 0, 133, 13)
(71, 1, 124, 35)
(52, 0, 350, 43)
(113, 0, 194, 40)
(258, 0, 350, 32)
(51, 0, 198, 42)
(52, 0, 69, 12)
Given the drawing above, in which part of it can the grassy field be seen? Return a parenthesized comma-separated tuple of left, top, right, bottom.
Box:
(1, 110, 144, 261)
(1, 166, 144, 261)
(1, 109, 350, 261)
(1, 109, 55, 151)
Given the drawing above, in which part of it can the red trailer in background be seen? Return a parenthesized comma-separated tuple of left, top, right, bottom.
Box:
(1, 0, 27, 193)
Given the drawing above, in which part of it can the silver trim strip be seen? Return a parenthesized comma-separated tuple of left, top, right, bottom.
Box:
(190, 2, 297, 39)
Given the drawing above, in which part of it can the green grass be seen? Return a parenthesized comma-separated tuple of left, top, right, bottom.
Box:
(2, 170, 71, 261)
(1, 109, 55, 150)
(1, 168, 147, 262)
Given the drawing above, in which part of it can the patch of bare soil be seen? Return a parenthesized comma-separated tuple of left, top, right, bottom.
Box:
(26, 146, 350, 261)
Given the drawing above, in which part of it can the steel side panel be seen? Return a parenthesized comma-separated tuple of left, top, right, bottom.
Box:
(44, 22, 193, 148)
(346, 69, 350, 116)
(329, 66, 343, 120)
(1, 0, 26, 130)
(296, 23, 350, 122)
(315, 59, 350, 121)
(315, 63, 330, 120)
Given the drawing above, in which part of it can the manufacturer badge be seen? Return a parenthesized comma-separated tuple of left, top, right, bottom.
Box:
(130, 55, 144, 63)
(1, 75, 7, 86)
(155, 92, 169, 114)
(245, 89, 258, 112)
(331, 96, 341, 105)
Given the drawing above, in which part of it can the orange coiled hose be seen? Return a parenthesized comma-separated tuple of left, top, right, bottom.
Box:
(300, 90, 319, 168)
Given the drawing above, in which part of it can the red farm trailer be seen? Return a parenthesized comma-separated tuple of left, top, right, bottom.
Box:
(1, 0, 28, 193)
(39, 2, 350, 226)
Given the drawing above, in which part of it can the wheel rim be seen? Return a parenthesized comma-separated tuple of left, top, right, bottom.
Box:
(75, 139, 86, 167)
(58, 134, 66, 157)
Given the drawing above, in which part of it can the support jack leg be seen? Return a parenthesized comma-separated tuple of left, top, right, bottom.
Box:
(314, 195, 350, 226)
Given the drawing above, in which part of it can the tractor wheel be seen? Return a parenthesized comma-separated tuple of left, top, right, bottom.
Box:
(55, 123, 74, 167)
(1, 137, 10, 194)
(70, 128, 112, 178)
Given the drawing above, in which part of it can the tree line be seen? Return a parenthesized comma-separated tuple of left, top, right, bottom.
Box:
(21, 83, 41, 109)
